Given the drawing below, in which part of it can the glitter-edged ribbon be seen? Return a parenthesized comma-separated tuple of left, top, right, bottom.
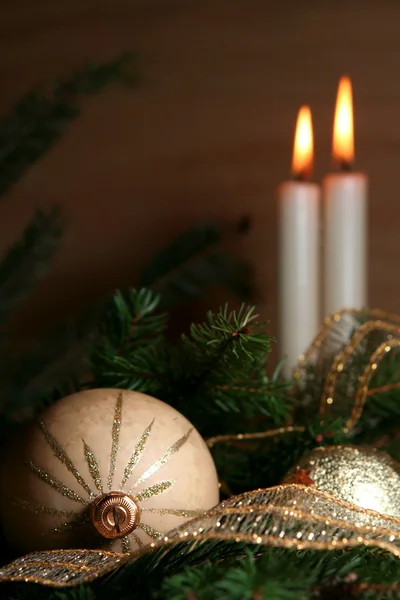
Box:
(3, 483, 400, 587)
(293, 308, 400, 430)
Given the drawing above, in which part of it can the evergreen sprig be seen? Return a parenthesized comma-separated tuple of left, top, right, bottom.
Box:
(140, 219, 253, 306)
(156, 546, 400, 600)
(2, 217, 254, 419)
(170, 304, 291, 431)
(0, 53, 139, 426)
(0, 53, 136, 197)
(0, 208, 62, 330)
(183, 304, 267, 359)
(96, 288, 167, 354)
(90, 288, 167, 392)
(89, 290, 292, 436)
(0, 309, 100, 425)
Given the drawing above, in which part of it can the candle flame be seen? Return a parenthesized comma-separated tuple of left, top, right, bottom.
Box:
(333, 75, 354, 167)
(292, 106, 313, 180)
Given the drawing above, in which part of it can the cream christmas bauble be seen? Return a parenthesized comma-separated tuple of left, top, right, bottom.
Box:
(0, 389, 219, 553)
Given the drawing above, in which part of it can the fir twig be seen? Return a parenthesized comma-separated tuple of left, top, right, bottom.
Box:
(139, 218, 253, 306)
(0, 53, 137, 196)
(0, 208, 62, 329)
(90, 288, 167, 391)
(166, 304, 291, 432)
(0, 306, 104, 426)
(88, 294, 292, 435)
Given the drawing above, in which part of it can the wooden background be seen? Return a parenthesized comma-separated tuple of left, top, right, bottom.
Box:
(1, 0, 400, 351)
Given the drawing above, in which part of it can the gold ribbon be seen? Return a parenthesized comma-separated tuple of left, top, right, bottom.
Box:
(294, 308, 400, 430)
(206, 425, 306, 449)
(3, 483, 400, 587)
(2, 308, 400, 587)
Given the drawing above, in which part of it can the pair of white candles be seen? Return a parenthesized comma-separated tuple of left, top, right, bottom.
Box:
(279, 76, 368, 378)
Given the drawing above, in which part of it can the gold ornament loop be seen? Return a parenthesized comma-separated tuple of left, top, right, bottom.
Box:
(89, 492, 141, 539)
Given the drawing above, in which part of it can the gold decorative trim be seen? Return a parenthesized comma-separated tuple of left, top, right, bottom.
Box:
(351, 338, 400, 429)
(4, 484, 400, 587)
(206, 426, 305, 449)
(291, 308, 400, 431)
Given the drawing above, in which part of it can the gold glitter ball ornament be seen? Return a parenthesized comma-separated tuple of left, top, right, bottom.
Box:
(283, 445, 400, 517)
(0, 389, 219, 554)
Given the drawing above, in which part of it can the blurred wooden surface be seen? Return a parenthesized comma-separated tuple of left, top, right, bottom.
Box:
(0, 0, 400, 349)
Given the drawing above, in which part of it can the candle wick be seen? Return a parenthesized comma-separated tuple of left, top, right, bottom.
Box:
(292, 171, 310, 183)
(339, 160, 352, 172)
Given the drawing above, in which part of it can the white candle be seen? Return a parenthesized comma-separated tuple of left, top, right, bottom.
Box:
(279, 106, 321, 378)
(323, 76, 368, 317)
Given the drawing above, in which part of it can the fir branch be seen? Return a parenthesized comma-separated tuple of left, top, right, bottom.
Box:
(89, 345, 169, 394)
(156, 547, 400, 600)
(0, 53, 137, 196)
(0, 307, 102, 425)
(206, 360, 292, 423)
(139, 218, 253, 306)
(157, 549, 311, 600)
(88, 296, 291, 435)
(0, 208, 62, 328)
(103, 540, 250, 598)
(163, 305, 290, 433)
(90, 288, 168, 390)
(179, 304, 270, 370)
(96, 288, 166, 351)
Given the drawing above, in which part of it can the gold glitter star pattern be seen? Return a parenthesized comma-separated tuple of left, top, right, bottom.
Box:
(136, 480, 175, 502)
(120, 419, 154, 489)
(129, 428, 193, 491)
(83, 441, 103, 494)
(25, 461, 87, 504)
(11, 391, 197, 552)
(108, 391, 123, 491)
(40, 422, 95, 498)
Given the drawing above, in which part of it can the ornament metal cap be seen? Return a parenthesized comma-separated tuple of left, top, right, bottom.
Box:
(89, 491, 140, 539)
